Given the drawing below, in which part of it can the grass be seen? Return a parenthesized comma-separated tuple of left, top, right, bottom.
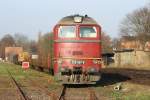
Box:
(0, 62, 59, 87)
(110, 91, 123, 100)
(123, 94, 150, 100)
(0, 63, 10, 76)
(100, 89, 150, 100)
(95, 81, 150, 100)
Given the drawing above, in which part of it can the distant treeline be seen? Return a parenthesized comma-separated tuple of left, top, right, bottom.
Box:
(0, 32, 53, 59)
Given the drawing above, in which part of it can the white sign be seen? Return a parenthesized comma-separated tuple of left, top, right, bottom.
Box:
(31, 55, 38, 59)
(22, 62, 30, 69)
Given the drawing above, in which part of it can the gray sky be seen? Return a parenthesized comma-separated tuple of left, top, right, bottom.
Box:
(0, 0, 148, 40)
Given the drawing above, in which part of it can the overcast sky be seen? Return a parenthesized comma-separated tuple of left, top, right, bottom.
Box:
(0, 0, 148, 40)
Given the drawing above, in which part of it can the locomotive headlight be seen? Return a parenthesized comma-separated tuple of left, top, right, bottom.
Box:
(88, 67, 98, 73)
(74, 16, 83, 23)
(57, 59, 63, 64)
(90, 68, 97, 72)
(60, 67, 65, 72)
(71, 60, 85, 65)
(93, 60, 101, 64)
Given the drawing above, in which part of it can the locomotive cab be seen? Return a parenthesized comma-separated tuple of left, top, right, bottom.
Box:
(53, 15, 102, 84)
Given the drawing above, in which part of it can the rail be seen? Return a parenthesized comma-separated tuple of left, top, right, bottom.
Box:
(6, 68, 29, 100)
(58, 85, 98, 100)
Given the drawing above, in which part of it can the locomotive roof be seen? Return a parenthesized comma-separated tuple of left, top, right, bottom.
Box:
(57, 15, 98, 25)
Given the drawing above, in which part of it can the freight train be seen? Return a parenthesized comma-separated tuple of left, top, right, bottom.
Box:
(15, 15, 102, 84)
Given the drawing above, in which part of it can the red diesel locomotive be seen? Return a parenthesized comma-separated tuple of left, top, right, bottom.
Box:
(53, 15, 102, 84)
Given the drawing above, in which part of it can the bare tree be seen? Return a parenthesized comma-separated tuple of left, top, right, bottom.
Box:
(38, 32, 53, 56)
(13, 33, 30, 51)
(28, 40, 38, 54)
(120, 6, 150, 49)
(120, 7, 150, 35)
(112, 38, 121, 50)
(101, 32, 112, 53)
(0, 34, 15, 58)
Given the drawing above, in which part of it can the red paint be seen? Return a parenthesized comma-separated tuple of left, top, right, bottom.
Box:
(53, 24, 101, 74)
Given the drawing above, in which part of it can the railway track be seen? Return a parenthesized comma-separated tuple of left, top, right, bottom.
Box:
(59, 85, 67, 100)
(26, 77, 57, 100)
(4, 65, 56, 100)
(6, 68, 30, 100)
(59, 85, 98, 100)
(88, 87, 98, 100)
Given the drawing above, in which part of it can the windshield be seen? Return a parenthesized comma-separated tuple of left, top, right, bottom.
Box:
(58, 26, 76, 38)
(80, 27, 97, 38)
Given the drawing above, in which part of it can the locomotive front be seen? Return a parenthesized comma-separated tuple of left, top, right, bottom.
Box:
(53, 15, 102, 84)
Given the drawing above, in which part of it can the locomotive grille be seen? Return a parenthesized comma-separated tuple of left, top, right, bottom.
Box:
(72, 51, 83, 55)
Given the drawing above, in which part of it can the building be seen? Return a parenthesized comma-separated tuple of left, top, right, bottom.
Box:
(120, 36, 150, 51)
(5, 47, 23, 62)
(114, 36, 150, 68)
